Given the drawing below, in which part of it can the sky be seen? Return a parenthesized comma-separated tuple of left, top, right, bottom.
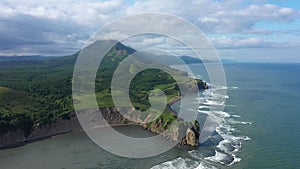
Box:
(0, 0, 299, 62)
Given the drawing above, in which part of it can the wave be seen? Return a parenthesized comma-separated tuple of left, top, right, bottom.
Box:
(227, 119, 252, 125)
(201, 90, 229, 99)
(199, 105, 210, 109)
(198, 110, 231, 119)
(150, 157, 190, 169)
(195, 163, 217, 169)
(212, 93, 229, 99)
(231, 115, 241, 118)
(152, 82, 249, 169)
(216, 124, 235, 133)
(205, 150, 234, 165)
(202, 99, 224, 106)
(217, 140, 236, 153)
(212, 111, 231, 118)
(240, 121, 252, 125)
(205, 83, 238, 90)
(150, 157, 216, 169)
(216, 130, 251, 153)
(204, 150, 241, 166)
(229, 154, 241, 166)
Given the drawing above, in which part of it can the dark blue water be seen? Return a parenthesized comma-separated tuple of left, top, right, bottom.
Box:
(223, 63, 300, 169)
(169, 62, 300, 168)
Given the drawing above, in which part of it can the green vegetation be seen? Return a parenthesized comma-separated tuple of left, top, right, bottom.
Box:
(0, 87, 34, 136)
(0, 41, 204, 135)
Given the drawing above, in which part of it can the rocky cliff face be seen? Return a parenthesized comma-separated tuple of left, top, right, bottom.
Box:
(0, 129, 27, 149)
(166, 120, 200, 147)
(0, 108, 133, 149)
(146, 119, 200, 147)
(0, 81, 206, 149)
(0, 108, 201, 149)
(185, 128, 196, 146)
(28, 112, 82, 142)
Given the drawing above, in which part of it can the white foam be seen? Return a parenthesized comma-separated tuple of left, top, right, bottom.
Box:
(198, 110, 209, 114)
(205, 150, 242, 166)
(242, 136, 251, 141)
(205, 151, 228, 165)
(213, 111, 231, 118)
(210, 84, 228, 90)
(229, 154, 241, 166)
(195, 163, 217, 169)
(202, 99, 224, 106)
(150, 157, 190, 169)
(198, 110, 231, 118)
(188, 85, 249, 167)
(216, 140, 232, 153)
(218, 123, 235, 130)
(199, 105, 210, 109)
(240, 121, 252, 125)
(151, 158, 214, 169)
(212, 93, 229, 99)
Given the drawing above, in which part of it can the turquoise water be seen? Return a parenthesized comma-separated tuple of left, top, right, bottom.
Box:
(0, 62, 299, 168)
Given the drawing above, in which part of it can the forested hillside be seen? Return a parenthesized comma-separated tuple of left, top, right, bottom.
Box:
(0, 41, 206, 136)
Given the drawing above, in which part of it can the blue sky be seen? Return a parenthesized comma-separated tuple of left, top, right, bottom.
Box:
(0, 0, 299, 62)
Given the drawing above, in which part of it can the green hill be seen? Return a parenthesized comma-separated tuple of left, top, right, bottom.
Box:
(0, 87, 34, 136)
(0, 40, 205, 136)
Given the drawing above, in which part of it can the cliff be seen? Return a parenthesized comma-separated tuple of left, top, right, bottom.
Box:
(0, 80, 206, 149)
(0, 107, 201, 149)
(147, 119, 200, 147)
(0, 108, 129, 149)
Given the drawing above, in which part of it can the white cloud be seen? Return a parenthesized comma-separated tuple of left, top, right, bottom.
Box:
(1, 0, 299, 35)
(0, 0, 127, 28)
(201, 3, 300, 33)
(127, 0, 300, 34)
(211, 36, 300, 50)
(212, 36, 268, 48)
(0, 0, 299, 60)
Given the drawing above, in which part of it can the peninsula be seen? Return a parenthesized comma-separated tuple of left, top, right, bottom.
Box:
(0, 40, 207, 149)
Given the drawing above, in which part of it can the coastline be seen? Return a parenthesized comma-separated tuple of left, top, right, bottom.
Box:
(0, 97, 183, 151)
(166, 96, 182, 117)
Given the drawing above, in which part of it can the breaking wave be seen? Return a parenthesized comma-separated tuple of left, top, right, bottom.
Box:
(152, 85, 250, 168)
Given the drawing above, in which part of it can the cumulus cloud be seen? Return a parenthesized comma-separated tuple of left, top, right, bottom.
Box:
(0, 0, 129, 55)
(127, 0, 300, 34)
(0, 0, 299, 59)
(198, 3, 299, 33)
(0, 0, 127, 27)
(211, 37, 264, 48)
(0, 14, 91, 55)
(211, 36, 300, 50)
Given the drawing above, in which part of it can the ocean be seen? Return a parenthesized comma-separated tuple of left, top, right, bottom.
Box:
(0, 62, 299, 169)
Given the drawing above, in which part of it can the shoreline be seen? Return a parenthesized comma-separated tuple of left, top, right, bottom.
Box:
(0, 123, 137, 151)
(0, 97, 183, 151)
(166, 96, 182, 117)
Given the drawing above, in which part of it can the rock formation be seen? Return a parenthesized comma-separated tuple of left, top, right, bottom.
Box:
(179, 120, 200, 147)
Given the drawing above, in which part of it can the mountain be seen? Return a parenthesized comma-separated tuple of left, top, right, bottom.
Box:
(0, 40, 207, 148)
(131, 53, 203, 66)
(0, 55, 55, 61)
(179, 55, 202, 64)
(0, 41, 170, 133)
